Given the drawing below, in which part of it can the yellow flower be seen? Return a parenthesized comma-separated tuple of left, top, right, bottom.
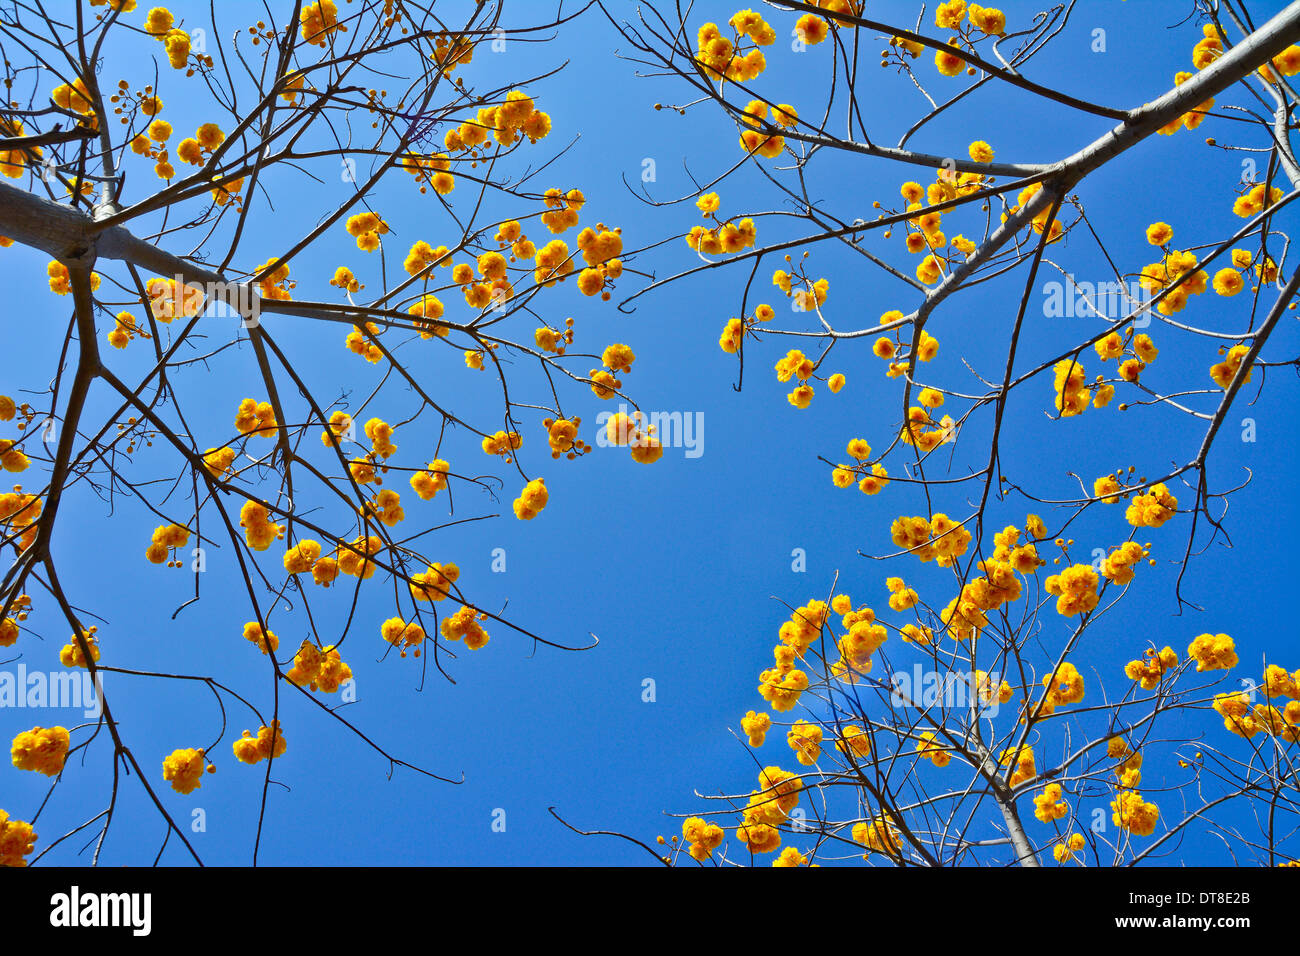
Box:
(162, 747, 205, 794)
(968, 140, 994, 163)
(11, 726, 70, 776)
(1187, 632, 1237, 672)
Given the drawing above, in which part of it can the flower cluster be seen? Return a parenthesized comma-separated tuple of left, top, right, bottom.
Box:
(286, 640, 352, 692)
(1124, 483, 1177, 529)
(1043, 564, 1099, 617)
(301, 1, 346, 46)
(410, 459, 451, 501)
(681, 816, 725, 861)
(11, 726, 70, 776)
(1210, 343, 1252, 389)
(1111, 789, 1159, 836)
(741, 710, 771, 746)
(440, 605, 491, 650)
(852, 814, 901, 858)
(1099, 541, 1149, 587)
(1000, 745, 1036, 787)
(1136, 241, 1208, 316)
(232, 722, 287, 765)
(1054, 832, 1087, 863)
(481, 430, 523, 462)
(786, 720, 822, 766)
(239, 500, 284, 551)
(890, 513, 972, 567)
(242, 621, 278, 655)
(1034, 661, 1085, 718)
(145, 522, 190, 566)
(602, 412, 663, 464)
(1033, 783, 1069, 823)
(513, 478, 548, 520)
(831, 436, 890, 495)
(410, 561, 458, 603)
(59, 628, 100, 668)
(345, 211, 389, 252)
(1125, 646, 1179, 689)
(915, 731, 951, 767)
(145, 277, 205, 322)
(1094, 329, 1158, 387)
(234, 398, 278, 438)
(283, 539, 322, 575)
(686, 193, 758, 256)
(1187, 632, 1236, 672)
(445, 90, 551, 154)
(0, 809, 36, 867)
(162, 747, 207, 795)
(381, 617, 427, 657)
(695, 15, 773, 84)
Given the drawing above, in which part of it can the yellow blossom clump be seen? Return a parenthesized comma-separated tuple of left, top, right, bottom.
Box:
(286, 640, 352, 692)
(741, 710, 771, 747)
(380, 617, 427, 656)
(1210, 343, 1252, 389)
(1233, 182, 1284, 219)
(410, 562, 458, 602)
(481, 429, 523, 460)
(0, 809, 36, 867)
(47, 260, 102, 296)
(1125, 483, 1177, 528)
(1125, 646, 1179, 689)
(1187, 632, 1236, 672)
(545, 417, 583, 459)
(440, 605, 491, 650)
(301, 0, 346, 46)
(852, 815, 901, 858)
(513, 478, 548, 520)
(239, 500, 283, 551)
(242, 621, 278, 655)
(786, 721, 823, 766)
(145, 522, 190, 566)
(1033, 783, 1069, 823)
(1043, 564, 1099, 617)
(1100, 541, 1148, 586)
(234, 398, 277, 438)
(410, 459, 451, 501)
(1111, 790, 1159, 836)
(1000, 745, 1036, 787)
(681, 816, 725, 861)
(759, 666, 809, 712)
(915, 731, 951, 767)
(737, 820, 781, 854)
(0, 437, 28, 474)
(836, 725, 873, 759)
(1037, 661, 1086, 717)
(968, 140, 994, 164)
(145, 277, 204, 321)
(345, 211, 388, 252)
(1213, 691, 1257, 737)
(283, 539, 322, 575)
(232, 721, 287, 765)
(11, 726, 70, 776)
(59, 628, 100, 668)
(772, 846, 808, 867)
(1054, 832, 1087, 863)
(1053, 359, 1089, 417)
(161, 747, 206, 795)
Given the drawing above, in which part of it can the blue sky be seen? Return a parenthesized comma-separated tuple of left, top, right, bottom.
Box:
(2, 0, 1297, 865)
